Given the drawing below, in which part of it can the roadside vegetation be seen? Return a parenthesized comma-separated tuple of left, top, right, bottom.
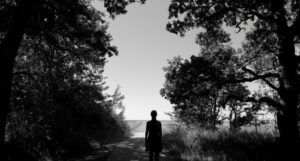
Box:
(162, 0, 300, 160)
(162, 123, 284, 161)
(1, 1, 143, 161)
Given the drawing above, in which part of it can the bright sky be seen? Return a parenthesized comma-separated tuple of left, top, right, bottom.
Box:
(93, 0, 246, 120)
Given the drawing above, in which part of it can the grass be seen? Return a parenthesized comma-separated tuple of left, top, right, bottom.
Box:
(162, 124, 281, 161)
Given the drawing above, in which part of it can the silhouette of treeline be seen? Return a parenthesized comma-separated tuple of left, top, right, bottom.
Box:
(0, 0, 146, 161)
(161, 0, 300, 160)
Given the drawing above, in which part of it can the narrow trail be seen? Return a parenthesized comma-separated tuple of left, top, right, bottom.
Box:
(105, 132, 175, 161)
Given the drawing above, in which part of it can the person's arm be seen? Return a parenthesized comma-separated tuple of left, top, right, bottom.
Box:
(158, 121, 163, 151)
(159, 122, 162, 137)
(145, 122, 149, 146)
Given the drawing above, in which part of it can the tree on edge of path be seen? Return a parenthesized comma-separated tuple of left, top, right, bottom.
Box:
(166, 0, 300, 159)
(0, 0, 146, 158)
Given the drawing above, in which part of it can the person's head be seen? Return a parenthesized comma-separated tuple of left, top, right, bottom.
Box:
(151, 110, 157, 119)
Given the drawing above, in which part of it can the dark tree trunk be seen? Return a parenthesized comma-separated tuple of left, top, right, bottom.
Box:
(0, 14, 25, 158)
(277, 32, 299, 159)
(271, 1, 300, 157)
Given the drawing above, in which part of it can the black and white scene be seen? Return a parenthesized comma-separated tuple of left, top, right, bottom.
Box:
(1, 0, 300, 161)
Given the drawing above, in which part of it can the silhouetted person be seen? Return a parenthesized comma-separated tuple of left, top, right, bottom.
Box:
(145, 110, 162, 161)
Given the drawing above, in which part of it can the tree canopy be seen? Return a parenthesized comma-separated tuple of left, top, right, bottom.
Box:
(164, 0, 300, 159)
(161, 44, 258, 129)
(1, 0, 146, 160)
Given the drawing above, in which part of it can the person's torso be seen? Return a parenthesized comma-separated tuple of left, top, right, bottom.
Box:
(148, 120, 161, 137)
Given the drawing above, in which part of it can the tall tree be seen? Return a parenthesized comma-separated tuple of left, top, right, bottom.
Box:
(0, 0, 146, 156)
(167, 0, 300, 158)
(161, 45, 255, 129)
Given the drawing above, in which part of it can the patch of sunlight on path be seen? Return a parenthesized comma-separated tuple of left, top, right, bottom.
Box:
(105, 132, 175, 161)
(131, 131, 145, 138)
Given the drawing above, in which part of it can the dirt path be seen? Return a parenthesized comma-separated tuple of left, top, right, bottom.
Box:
(105, 133, 175, 161)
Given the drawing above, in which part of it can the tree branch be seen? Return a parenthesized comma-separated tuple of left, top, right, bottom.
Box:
(245, 96, 282, 108)
(225, 94, 283, 109)
(194, 6, 237, 26)
(242, 67, 279, 91)
(222, 71, 279, 85)
(248, 10, 275, 22)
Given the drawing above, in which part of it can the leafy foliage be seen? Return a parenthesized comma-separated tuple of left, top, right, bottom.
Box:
(165, 1, 300, 157)
(161, 43, 260, 129)
(6, 30, 129, 160)
(0, 0, 144, 160)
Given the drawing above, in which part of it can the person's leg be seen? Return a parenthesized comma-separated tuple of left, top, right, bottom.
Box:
(149, 151, 153, 161)
(154, 152, 159, 161)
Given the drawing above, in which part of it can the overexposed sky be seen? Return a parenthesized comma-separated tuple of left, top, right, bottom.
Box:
(93, 0, 246, 120)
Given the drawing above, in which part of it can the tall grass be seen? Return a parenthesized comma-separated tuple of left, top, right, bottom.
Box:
(162, 124, 281, 161)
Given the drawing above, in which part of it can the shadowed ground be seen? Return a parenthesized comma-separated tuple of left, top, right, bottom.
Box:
(105, 132, 175, 161)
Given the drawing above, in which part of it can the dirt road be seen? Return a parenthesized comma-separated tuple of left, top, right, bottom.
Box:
(106, 132, 175, 161)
